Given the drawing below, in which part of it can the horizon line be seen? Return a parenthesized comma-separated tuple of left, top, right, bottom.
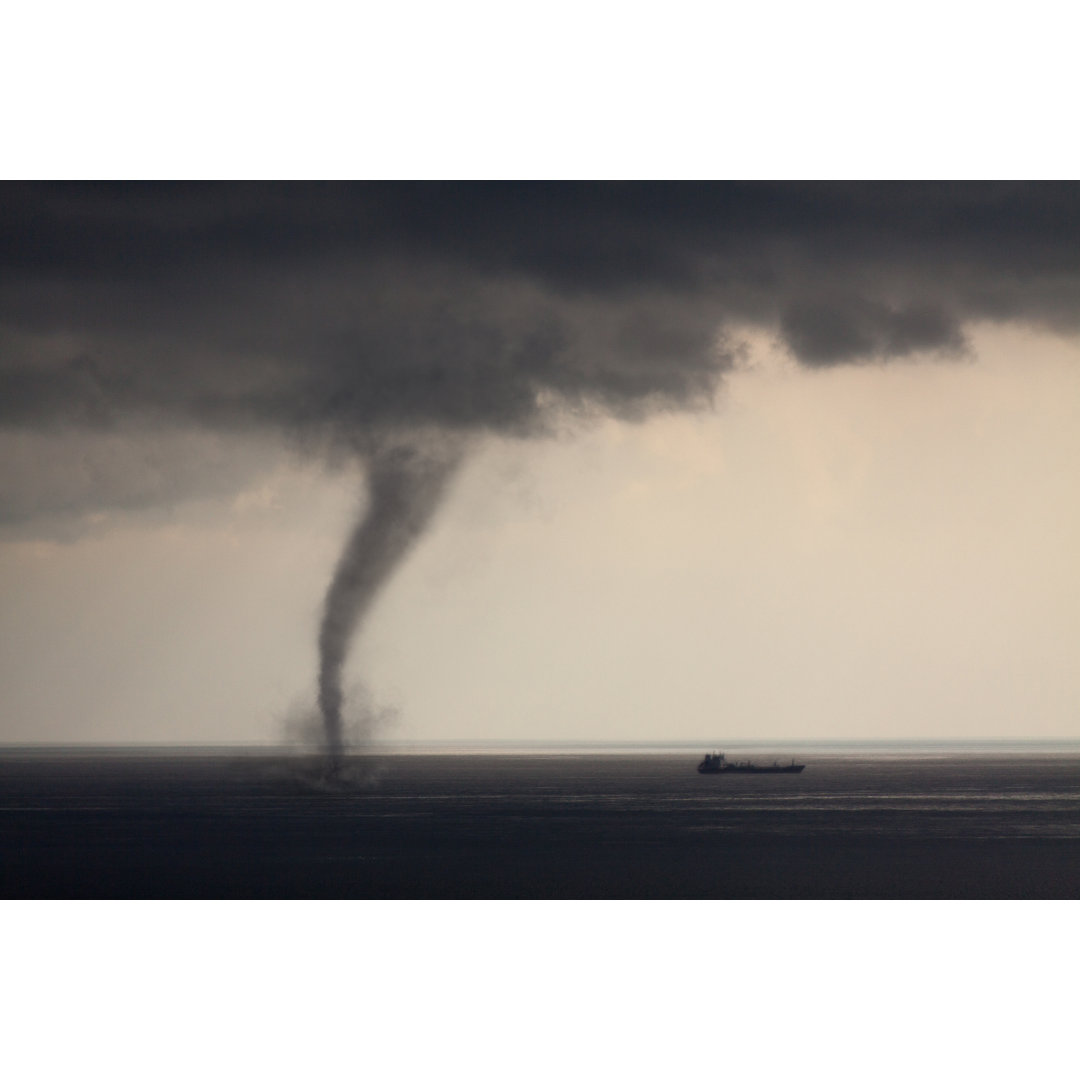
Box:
(4, 736, 1080, 753)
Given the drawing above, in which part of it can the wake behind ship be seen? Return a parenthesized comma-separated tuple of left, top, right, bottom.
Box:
(698, 752, 805, 774)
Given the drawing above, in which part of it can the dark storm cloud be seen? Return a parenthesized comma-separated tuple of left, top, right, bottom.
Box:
(2, 181, 1080, 522)
(0, 425, 283, 536)
(779, 298, 968, 366)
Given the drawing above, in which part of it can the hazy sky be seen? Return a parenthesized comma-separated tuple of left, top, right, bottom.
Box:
(1, 183, 1078, 744)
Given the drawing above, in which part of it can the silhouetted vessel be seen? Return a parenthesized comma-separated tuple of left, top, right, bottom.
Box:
(697, 752, 805, 774)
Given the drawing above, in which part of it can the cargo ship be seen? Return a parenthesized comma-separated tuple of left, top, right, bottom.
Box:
(697, 752, 805, 774)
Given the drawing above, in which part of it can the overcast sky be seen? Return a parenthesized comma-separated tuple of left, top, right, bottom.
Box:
(1, 183, 1078, 744)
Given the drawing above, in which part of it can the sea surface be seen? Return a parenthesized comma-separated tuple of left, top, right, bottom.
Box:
(4, 746, 1080, 898)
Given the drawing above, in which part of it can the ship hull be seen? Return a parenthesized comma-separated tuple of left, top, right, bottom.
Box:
(697, 763, 805, 774)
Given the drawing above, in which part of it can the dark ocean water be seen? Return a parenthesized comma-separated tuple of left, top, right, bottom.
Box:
(3, 750, 1080, 898)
